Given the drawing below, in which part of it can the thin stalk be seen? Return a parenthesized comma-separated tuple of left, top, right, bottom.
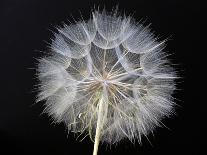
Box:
(92, 95, 105, 155)
(93, 86, 108, 155)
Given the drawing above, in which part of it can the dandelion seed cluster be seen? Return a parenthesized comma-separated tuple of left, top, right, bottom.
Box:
(37, 9, 177, 144)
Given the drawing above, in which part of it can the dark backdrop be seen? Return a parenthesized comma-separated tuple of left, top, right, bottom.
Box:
(0, 0, 202, 155)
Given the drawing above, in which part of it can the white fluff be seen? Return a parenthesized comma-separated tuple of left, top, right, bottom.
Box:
(36, 9, 178, 154)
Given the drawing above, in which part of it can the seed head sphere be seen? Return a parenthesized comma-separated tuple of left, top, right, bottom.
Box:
(36, 9, 178, 155)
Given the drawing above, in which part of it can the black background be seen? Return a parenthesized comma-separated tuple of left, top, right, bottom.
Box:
(0, 0, 202, 155)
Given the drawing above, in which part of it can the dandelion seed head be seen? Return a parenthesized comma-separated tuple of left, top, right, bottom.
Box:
(36, 9, 177, 145)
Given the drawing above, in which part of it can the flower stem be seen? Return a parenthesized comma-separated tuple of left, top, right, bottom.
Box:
(93, 95, 105, 155)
